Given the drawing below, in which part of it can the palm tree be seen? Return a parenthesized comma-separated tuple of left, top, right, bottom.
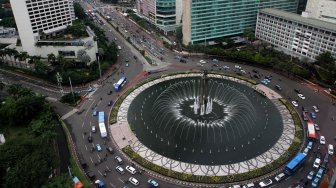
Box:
(14, 52, 21, 68)
(0, 49, 5, 63)
(20, 52, 29, 69)
(7, 84, 23, 98)
(4, 48, 13, 66)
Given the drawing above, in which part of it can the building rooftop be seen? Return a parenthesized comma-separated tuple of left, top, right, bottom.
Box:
(260, 8, 336, 32)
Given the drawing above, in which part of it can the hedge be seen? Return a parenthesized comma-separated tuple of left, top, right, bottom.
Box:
(113, 72, 302, 183)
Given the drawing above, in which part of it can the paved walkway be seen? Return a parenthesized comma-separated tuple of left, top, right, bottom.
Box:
(110, 73, 295, 179)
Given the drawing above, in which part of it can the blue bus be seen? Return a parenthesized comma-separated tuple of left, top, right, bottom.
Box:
(284, 153, 307, 175)
(114, 77, 127, 91)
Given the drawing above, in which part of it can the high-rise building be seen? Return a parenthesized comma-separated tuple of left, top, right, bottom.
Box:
(303, 0, 336, 24)
(297, 0, 308, 14)
(136, 0, 182, 34)
(10, 0, 75, 55)
(182, 0, 299, 45)
(9, 0, 98, 63)
(255, 8, 336, 60)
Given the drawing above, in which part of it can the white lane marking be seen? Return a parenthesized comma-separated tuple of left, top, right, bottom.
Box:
(98, 170, 103, 176)
(109, 182, 116, 188)
(81, 122, 85, 128)
(97, 153, 101, 159)
(90, 157, 94, 164)
(85, 145, 88, 151)
(118, 178, 125, 183)
(61, 108, 78, 120)
(82, 134, 84, 140)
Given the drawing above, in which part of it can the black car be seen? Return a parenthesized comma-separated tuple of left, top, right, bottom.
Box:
(108, 100, 112, 106)
(180, 58, 187, 63)
(294, 88, 302, 94)
(87, 171, 96, 181)
(253, 74, 260, 79)
(88, 135, 93, 143)
(133, 56, 137, 59)
(252, 69, 259, 73)
(108, 90, 112, 95)
(275, 85, 282, 91)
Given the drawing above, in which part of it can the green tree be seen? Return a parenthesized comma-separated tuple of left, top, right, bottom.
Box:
(0, 17, 16, 28)
(243, 28, 256, 43)
(34, 60, 51, 75)
(19, 51, 29, 69)
(47, 53, 56, 65)
(41, 174, 73, 188)
(315, 51, 335, 67)
(74, 2, 87, 20)
(175, 26, 183, 43)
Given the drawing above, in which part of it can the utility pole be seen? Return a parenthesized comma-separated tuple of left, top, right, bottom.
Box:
(69, 77, 75, 104)
(56, 72, 64, 96)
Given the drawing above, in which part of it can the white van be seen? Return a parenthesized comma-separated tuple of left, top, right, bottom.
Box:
(328, 144, 334, 155)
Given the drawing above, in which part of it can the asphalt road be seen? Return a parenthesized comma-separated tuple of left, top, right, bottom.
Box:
(2, 1, 336, 188)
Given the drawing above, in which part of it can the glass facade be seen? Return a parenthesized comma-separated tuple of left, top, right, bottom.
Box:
(190, 0, 298, 44)
(156, 0, 176, 31)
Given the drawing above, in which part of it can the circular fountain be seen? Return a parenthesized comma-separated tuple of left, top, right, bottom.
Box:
(127, 72, 284, 165)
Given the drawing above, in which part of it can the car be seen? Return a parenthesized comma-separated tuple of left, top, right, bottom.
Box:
(125, 59, 129, 62)
(228, 185, 240, 188)
(320, 136, 326, 145)
(242, 183, 255, 188)
(312, 177, 320, 187)
(115, 156, 123, 164)
(92, 110, 97, 116)
(107, 90, 112, 95)
(298, 93, 306, 99)
(223, 65, 230, 69)
(292, 101, 299, 107)
(310, 112, 316, 119)
(126, 165, 137, 174)
(316, 168, 324, 179)
(92, 125, 96, 133)
(240, 69, 247, 74)
(328, 144, 334, 155)
(197, 63, 204, 67)
(96, 144, 102, 152)
(302, 111, 308, 121)
(180, 59, 187, 63)
(148, 179, 159, 187)
(125, 63, 129, 67)
(259, 179, 272, 187)
(115, 166, 125, 174)
(199, 60, 207, 64)
(129, 177, 139, 186)
(307, 170, 315, 180)
(274, 172, 286, 182)
(235, 65, 242, 69)
(264, 79, 271, 83)
(303, 147, 309, 155)
(87, 170, 96, 180)
(275, 85, 282, 91)
(307, 141, 313, 149)
(252, 69, 259, 73)
(88, 135, 93, 143)
(261, 80, 268, 85)
(133, 56, 137, 59)
(107, 147, 114, 154)
(253, 74, 260, 79)
(313, 158, 321, 168)
(314, 124, 320, 131)
(313, 105, 319, 112)
(294, 88, 302, 93)
(107, 101, 112, 106)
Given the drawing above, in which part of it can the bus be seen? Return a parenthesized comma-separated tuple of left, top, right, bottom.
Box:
(307, 121, 316, 140)
(98, 112, 107, 138)
(114, 77, 127, 91)
(284, 153, 307, 175)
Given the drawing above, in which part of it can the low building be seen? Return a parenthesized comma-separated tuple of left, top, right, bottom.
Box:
(0, 26, 16, 38)
(256, 8, 336, 61)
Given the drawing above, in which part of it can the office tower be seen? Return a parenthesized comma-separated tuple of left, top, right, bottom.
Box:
(182, 0, 299, 45)
(136, 0, 182, 34)
(256, 8, 336, 60)
(10, 0, 75, 55)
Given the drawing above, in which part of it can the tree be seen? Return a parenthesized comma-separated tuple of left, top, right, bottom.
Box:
(77, 50, 91, 64)
(243, 28, 256, 43)
(315, 51, 335, 66)
(175, 26, 183, 43)
(19, 51, 29, 69)
(0, 17, 16, 28)
(0, 49, 5, 62)
(74, 2, 87, 20)
(41, 174, 72, 188)
(34, 60, 51, 75)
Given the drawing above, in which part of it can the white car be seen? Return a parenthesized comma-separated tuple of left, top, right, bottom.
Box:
(292, 101, 299, 107)
(126, 165, 137, 174)
(129, 177, 139, 186)
(328, 144, 334, 155)
(313, 158, 321, 168)
(199, 60, 207, 64)
(274, 172, 286, 182)
(259, 179, 272, 187)
(298, 93, 306, 99)
(313, 105, 319, 112)
(320, 136, 326, 144)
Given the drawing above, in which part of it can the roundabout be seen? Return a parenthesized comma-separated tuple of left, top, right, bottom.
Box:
(111, 72, 298, 180)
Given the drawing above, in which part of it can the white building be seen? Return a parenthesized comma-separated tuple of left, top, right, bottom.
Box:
(256, 8, 336, 61)
(303, 0, 336, 24)
(9, 0, 97, 63)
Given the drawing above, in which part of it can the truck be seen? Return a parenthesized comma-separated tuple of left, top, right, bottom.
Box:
(98, 112, 107, 138)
